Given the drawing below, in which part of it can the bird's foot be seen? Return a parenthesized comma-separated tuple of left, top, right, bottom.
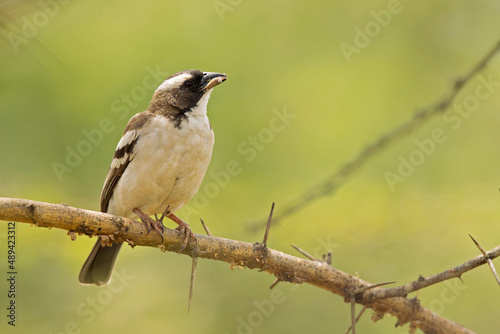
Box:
(154, 205, 170, 225)
(166, 212, 196, 253)
(133, 208, 165, 242)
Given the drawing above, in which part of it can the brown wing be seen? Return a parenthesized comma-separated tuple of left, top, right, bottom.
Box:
(100, 111, 152, 212)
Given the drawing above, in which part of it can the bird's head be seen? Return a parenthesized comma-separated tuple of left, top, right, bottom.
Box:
(149, 69, 227, 114)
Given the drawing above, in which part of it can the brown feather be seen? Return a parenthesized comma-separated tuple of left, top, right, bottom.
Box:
(99, 111, 153, 212)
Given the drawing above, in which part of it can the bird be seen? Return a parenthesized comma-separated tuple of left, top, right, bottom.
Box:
(79, 69, 227, 286)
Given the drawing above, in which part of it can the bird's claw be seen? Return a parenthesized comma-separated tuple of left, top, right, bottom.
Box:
(133, 207, 195, 250)
(133, 208, 165, 243)
(175, 222, 196, 253)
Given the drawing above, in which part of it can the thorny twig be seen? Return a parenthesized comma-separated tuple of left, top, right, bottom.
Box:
(262, 202, 275, 247)
(200, 218, 212, 236)
(469, 234, 500, 286)
(0, 198, 491, 334)
(360, 242, 500, 303)
(291, 243, 319, 261)
(247, 39, 500, 232)
(187, 256, 197, 315)
(187, 218, 215, 313)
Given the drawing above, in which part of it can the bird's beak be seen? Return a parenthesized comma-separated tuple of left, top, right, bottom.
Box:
(199, 72, 227, 91)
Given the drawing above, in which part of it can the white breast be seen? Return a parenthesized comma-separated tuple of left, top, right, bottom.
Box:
(107, 113, 214, 219)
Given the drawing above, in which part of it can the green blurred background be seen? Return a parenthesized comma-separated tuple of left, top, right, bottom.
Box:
(1, 0, 500, 333)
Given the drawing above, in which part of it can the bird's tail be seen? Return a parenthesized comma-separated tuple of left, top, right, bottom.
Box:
(79, 240, 122, 286)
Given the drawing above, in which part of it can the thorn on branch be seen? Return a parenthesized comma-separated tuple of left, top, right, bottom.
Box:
(321, 251, 333, 265)
(350, 297, 356, 334)
(254, 203, 276, 272)
(269, 278, 281, 289)
(469, 234, 500, 286)
(262, 202, 275, 247)
(343, 306, 367, 334)
(355, 281, 397, 295)
(291, 244, 318, 261)
(200, 219, 212, 236)
(187, 256, 198, 315)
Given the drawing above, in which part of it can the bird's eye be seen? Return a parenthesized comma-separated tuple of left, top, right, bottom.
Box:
(184, 81, 194, 88)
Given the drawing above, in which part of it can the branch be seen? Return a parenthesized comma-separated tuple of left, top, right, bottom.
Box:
(360, 244, 500, 303)
(247, 38, 500, 232)
(0, 198, 494, 333)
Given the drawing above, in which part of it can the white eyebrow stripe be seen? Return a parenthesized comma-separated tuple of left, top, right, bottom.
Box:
(156, 73, 193, 91)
